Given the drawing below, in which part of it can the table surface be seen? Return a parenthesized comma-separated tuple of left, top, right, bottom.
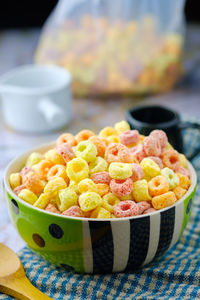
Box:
(0, 25, 200, 252)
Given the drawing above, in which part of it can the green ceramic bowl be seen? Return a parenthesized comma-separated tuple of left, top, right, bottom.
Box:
(4, 142, 197, 273)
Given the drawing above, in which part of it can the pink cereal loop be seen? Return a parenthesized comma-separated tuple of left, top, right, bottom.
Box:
(131, 163, 144, 182)
(45, 203, 60, 214)
(150, 130, 168, 148)
(110, 178, 133, 197)
(175, 166, 190, 178)
(14, 184, 26, 195)
(105, 143, 132, 163)
(143, 136, 162, 157)
(136, 201, 151, 214)
(21, 167, 33, 178)
(143, 208, 156, 214)
(91, 172, 111, 184)
(129, 144, 146, 162)
(56, 143, 74, 163)
(62, 206, 84, 217)
(120, 130, 140, 146)
(148, 156, 163, 169)
(114, 200, 140, 218)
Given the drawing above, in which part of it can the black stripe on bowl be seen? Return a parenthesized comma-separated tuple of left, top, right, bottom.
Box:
(125, 216, 150, 271)
(154, 206, 175, 259)
(89, 221, 114, 273)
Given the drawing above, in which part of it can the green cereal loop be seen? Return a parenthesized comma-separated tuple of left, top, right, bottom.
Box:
(109, 162, 132, 180)
(75, 141, 97, 163)
(89, 157, 108, 174)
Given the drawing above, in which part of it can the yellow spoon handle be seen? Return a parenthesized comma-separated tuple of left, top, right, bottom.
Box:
(0, 275, 52, 300)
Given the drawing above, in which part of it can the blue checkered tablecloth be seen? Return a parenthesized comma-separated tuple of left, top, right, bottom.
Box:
(1, 124, 200, 300)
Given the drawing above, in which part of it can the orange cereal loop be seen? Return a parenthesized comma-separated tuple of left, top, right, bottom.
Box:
(161, 149, 181, 171)
(96, 183, 110, 196)
(148, 175, 169, 197)
(105, 143, 132, 163)
(75, 130, 95, 143)
(23, 171, 44, 195)
(33, 160, 53, 180)
(173, 186, 187, 200)
(89, 136, 106, 157)
(100, 137, 110, 146)
(56, 133, 77, 147)
(82, 211, 91, 218)
(152, 191, 177, 210)
(176, 173, 191, 190)
(47, 164, 69, 183)
(45, 203, 60, 214)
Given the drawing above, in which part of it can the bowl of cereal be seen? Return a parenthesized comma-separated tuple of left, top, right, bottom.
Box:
(4, 121, 197, 273)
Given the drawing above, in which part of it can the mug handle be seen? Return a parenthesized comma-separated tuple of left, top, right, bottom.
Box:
(179, 121, 200, 160)
(37, 97, 65, 125)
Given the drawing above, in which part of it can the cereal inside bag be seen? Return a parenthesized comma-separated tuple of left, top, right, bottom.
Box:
(9, 121, 191, 219)
(35, 0, 185, 96)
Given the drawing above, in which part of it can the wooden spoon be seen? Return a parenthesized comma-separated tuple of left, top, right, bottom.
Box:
(0, 243, 52, 299)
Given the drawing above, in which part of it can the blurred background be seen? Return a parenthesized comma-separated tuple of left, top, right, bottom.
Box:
(0, 0, 200, 146)
(0, 0, 199, 28)
(0, 0, 200, 167)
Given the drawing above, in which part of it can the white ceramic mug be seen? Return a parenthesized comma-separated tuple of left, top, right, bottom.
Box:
(0, 64, 72, 133)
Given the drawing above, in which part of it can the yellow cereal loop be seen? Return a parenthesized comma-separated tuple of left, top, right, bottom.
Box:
(120, 193, 133, 201)
(78, 178, 97, 193)
(164, 143, 174, 151)
(89, 157, 108, 174)
(132, 179, 151, 202)
(109, 162, 132, 179)
(34, 193, 50, 209)
(161, 167, 179, 189)
(67, 158, 89, 182)
(79, 192, 102, 212)
(57, 188, 78, 212)
(95, 184, 110, 196)
(26, 152, 43, 167)
(140, 158, 160, 181)
(102, 193, 120, 213)
(9, 173, 22, 189)
(114, 120, 130, 135)
(44, 149, 65, 165)
(75, 141, 97, 163)
(90, 207, 111, 219)
(99, 127, 117, 138)
(106, 136, 120, 143)
(44, 177, 67, 197)
(176, 173, 191, 190)
(152, 191, 177, 210)
(179, 154, 187, 168)
(18, 189, 38, 205)
(69, 180, 80, 194)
